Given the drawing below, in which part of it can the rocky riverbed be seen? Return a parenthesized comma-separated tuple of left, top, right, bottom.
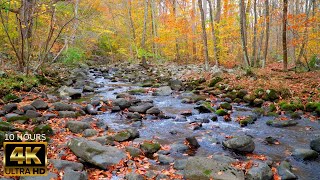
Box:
(0, 63, 319, 180)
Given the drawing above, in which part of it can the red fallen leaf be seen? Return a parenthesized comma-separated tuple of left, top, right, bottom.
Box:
(272, 167, 281, 180)
(244, 160, 253, 170)
(225, 135, 234, 139)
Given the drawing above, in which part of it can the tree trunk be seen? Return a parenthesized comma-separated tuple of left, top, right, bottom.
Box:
(207, 0, 219, 66)
(198, 0, 209, 71)
(240, 0, 250, 66)
(283, 0, 288, 71)
(192, 0, 197, 61)
(141, 0, 148, 67)
(151, 0, 158, 60)
(173, 0, 180, 61)
(252, 0, 258, 67)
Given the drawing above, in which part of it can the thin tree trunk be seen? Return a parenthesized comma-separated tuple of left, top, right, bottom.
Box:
(198, 0, 209, 71)
(141, 0, 148, 67)
(252, 0, 258, 67)
(151, 0, 158, 60)
(173, 0, 180, 61)
(240, 0, 250, 66)
(207, 0, 219, 66)
(283, 0, 288, 71)
(191, 0, 197, 61)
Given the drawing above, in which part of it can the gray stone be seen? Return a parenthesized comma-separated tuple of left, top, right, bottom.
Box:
(43, 114, 57, 120)
(67, 138, 126, 169)
(127, 112, 142, 119)
(186, 136, 200, 148)
(19, 172, 58, 180)
(246, 161, 273, 180)
(174, 159, 188, 170)
(140, 141, 161, 155)
(154, 86, 173, 96)
(292, 148, 318, 160)
(158, 154, 174, 165)
(146, 107, 161, 114)
(222, 135, 255, 153)
(169, 79, 183, 91)
(267, 120, 298, 127)
(59, 111, 78, 118)
(170, 142, 189, 153)
(125, 146, 142, 158)
(25, 110, 41, 118)
(184, 156, 244, 180)
(66, 121, 90, 133)
(58, 86, 83, 99)
(22, 105, 36, 112)
(52, 102, 74, 111)
(85, 104, 97, 115)
(113, 98, 131, 109)
(31, 99, 48, 110)
(83, 129, 98, 137)
(310, 138, 320, 153)
(62, 169, 87, 180)
(125, 172, 144, 180)
(49, 159, 83, 171)
(3, 103, 17, 113)
(128, 103, 153, 113)
(277, 161, 297, 180)
(83, 85, 94, 92)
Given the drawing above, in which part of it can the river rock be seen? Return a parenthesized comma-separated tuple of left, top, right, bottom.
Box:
(67, 138, 126, 169)
(85, 104, 97, 115)
(52, 102, 74, 111)
(277, 161, 297, 180)
(169, 79, 183, 91)
(25, 110, 41, 118)
(146, 107, 161, 114)
(246, 161, 273, 180)
(3, 103, 17, 113)
(184, 156, 244, 180)
(22, 105, 36, 112)
(292, 148, 318, 160)
(128, 103, 153, 113)
(49, 159, 83, 171)
(125, 173, 144, 180)
(58, 111, 78, 118)
(186, 136, 200, 148)
(158, 154, 174, 165)
(170, 142, 189, 153)
(222, 135, 255, 153)
(62, 169, 87, 180)
(125, 146, 142, 158)
(154, 86, 173, 96)
(113, 98, 131, 109)
(82, 129, 98, 137)
(310, 138, 320, 153)
(140, 141, 161, 155)
(66, 121, 90, 133)
(266, 120, 298, 127)
(58, 86, 82, 99)
(31, 99, 48, 110)
(174, 159, 188, 170)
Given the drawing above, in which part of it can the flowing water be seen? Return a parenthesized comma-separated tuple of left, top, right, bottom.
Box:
(91, 70, 320, 180)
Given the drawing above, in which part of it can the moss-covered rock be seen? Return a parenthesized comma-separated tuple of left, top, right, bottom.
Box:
(208, 77, 223, 87)
(269, 104, 277, 112)
(226, 92, 237, 100)
(0, 131, 5, 147)
(290, 112, 301, 119)
(114, 131, 131, 142)
(263, 89, 279, 101)
(215, 109, 228, 116)
(305, 102, 320, 112)
(254, 88, 265, 98)
(0, 122, 14, 131)
(236, 89, 248, 99)
(239, 115, 257, 127)
(34, 124, 54, 136)
(279, 102, 303, 111)
(128, 89, 145, 95)
(234, 98, 242, 103)
(243, 94, 256, 104)
(220, 103, 232, 110)
(2, 93, 21, 103)
(253, 98, 264, 107)
(140, 141, 161, 155)
(266, 120, 298, 127)
(6, 115, 29, 122)
(266, 112, 279, 117)
(252, 108, 265, 116)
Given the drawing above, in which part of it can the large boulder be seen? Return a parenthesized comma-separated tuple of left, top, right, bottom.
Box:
(58, 86, 83, 99)
(154, 86, 173, 96)
(66, 121, 90, 133)
(25, 110, 41, 118)
(184, 156, 244, 180)
(128, 103, 153, 113)
(222, 135, 255, 153)
(67, 138, 126, 169)
(31, 99, 48, 110)
(58, 111, 78, 118)
(49, 159, 83, 171)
